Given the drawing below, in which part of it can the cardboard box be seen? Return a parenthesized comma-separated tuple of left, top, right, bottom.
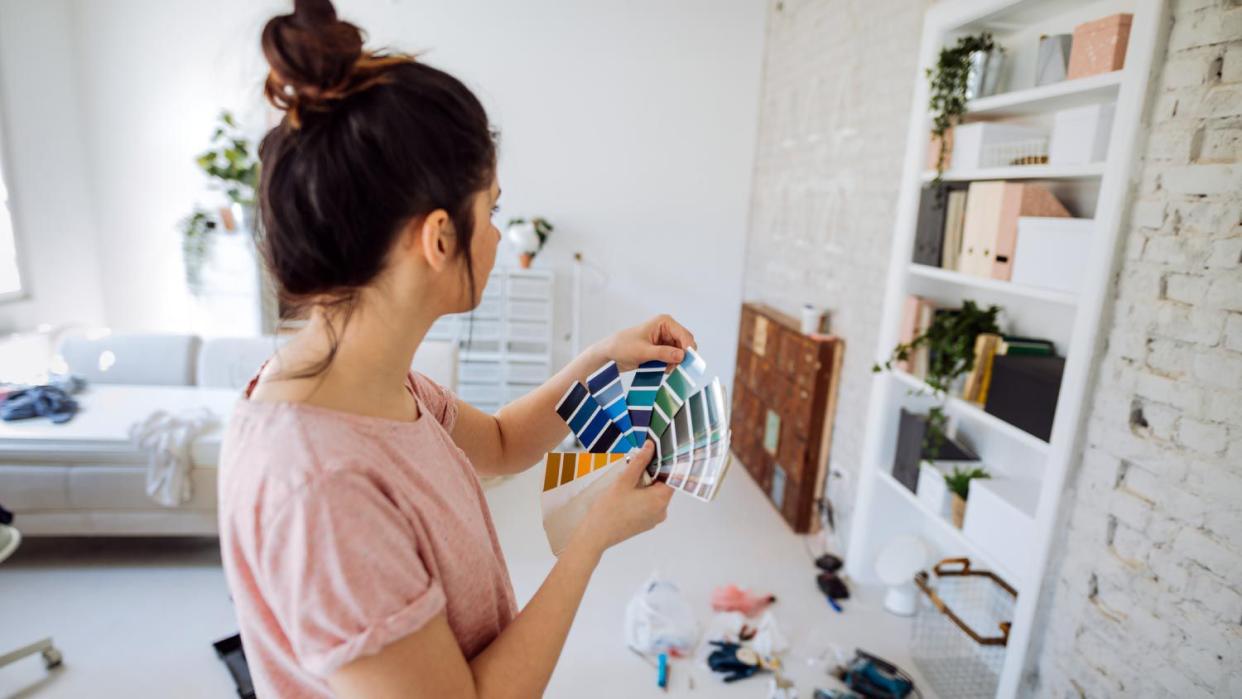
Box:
(1068, 13, 1132, 79)
(1012, 217, 1094, 294)
(1049, 102, 1115, 165)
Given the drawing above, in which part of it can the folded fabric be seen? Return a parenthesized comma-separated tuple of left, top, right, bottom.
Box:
(129, 407, 219, 507)
(0, 386, 80, 423)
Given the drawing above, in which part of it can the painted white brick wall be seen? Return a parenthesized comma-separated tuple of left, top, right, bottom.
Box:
(1024, 0, 1242, 695)
(741, 0, 927, 541)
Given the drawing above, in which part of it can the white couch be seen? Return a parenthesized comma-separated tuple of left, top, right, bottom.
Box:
(0, 332, 458, 537)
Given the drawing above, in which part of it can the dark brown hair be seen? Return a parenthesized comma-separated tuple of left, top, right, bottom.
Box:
(257, 0, 495, 370)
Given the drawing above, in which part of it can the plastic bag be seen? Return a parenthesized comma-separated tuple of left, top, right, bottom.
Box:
(624, 574, 699, 655)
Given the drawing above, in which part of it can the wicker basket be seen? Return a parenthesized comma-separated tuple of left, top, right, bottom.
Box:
(911, 558, 1017, 699)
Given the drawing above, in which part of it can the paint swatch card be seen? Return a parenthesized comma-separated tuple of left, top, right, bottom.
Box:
(648, 348, 709, 440)
(555, 381, 628, 453)
(586, 361, 638, 449)
(627, 360, 666, 444)
(541, 350, 733, 554)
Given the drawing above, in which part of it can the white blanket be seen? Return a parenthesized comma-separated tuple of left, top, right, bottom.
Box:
(128, 407, 219, 507)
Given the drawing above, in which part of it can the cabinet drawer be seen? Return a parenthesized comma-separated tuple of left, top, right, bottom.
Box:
(507, 360, 549, 384)
(507, 275, 552, 299)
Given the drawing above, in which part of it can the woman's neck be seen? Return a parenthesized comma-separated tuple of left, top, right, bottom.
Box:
(259, 290, 442, 420)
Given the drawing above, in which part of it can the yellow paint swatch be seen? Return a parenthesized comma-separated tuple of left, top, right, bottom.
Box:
(576, 453, 593, 477)
(543, 453, 561, 492)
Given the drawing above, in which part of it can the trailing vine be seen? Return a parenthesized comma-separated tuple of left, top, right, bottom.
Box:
(927, 32, 996, 182)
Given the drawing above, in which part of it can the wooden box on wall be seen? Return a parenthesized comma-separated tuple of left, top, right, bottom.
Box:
(731, 302, 844, 532)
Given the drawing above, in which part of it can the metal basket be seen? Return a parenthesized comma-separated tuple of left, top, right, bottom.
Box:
(910, 558, 1017, 699)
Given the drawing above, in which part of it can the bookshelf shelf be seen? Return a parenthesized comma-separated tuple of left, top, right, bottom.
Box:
(849, 1, 1168, 696)
(922, 162, 1106, 183)
(874, 469, 1022, 587)
(908, 263, 1077, 306)
(962, 70, 1123, 119)
(891, 370, 1052, 454)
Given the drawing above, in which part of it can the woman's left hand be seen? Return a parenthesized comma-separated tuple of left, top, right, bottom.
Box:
(597, 315, 697, 371)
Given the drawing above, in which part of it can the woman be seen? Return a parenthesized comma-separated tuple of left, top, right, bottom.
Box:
(218, 1, 695, 696)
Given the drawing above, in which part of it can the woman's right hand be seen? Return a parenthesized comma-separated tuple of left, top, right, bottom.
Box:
(575, 441, 674, 554)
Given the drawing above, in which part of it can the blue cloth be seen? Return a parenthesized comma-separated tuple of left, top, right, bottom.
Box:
(0, 386, 80, 423)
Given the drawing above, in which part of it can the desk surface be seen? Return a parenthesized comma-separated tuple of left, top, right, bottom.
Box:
(484, 457, 936, 698)
(0, 385, 238, 462)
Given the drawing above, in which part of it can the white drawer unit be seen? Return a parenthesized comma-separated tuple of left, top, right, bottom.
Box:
(505, 384, 537, 403)
(507, 360, 551, 384)
(434, 268, 554, 411)
(459, 359, 503, 384)
(459, 383, 504, 405)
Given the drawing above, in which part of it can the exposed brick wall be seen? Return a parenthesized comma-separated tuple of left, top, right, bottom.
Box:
(1027, 1, 1242, 696)
(741, 0, 928, 539)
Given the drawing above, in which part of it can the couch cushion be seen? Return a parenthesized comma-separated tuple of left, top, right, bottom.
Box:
(58, 332, 200, 386)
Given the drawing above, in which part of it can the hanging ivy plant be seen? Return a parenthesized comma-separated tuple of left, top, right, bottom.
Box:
(927, 32, 995, 181)
(180, 208, 218, 295)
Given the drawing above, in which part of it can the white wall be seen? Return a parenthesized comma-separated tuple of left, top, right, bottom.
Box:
(0, 0, 106, 333)
(9, 0, 766, 383)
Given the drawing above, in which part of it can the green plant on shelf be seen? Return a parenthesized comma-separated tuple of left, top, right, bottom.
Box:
(944, 465, 991, 500)
(873, 299, 999, 461)
(927, 32, 996, 183)
(873, 299, 1000, 394)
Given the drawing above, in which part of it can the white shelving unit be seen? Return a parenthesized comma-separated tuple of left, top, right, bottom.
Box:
(846, 1, 1168, 697)
(426, 268, 554, 414)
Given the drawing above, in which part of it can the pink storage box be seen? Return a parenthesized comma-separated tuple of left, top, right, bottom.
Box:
(1068, 13, 1132, 79)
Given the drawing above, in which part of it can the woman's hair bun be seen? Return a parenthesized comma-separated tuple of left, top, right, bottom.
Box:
(262, 0, 401, 127)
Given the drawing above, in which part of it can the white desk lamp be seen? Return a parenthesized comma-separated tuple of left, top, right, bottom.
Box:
(875, 535, 930, 616)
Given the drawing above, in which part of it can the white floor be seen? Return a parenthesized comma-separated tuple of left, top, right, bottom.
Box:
(1, 463, 931, 698)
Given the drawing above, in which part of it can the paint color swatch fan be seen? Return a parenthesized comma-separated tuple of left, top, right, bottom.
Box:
(540, 349, 734, 553)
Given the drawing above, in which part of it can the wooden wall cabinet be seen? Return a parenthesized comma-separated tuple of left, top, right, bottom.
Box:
(731, 303, 844, 532)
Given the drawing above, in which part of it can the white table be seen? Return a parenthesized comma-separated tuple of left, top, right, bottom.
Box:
(0, 385, 239, 536)
(484, 458, 936, 698)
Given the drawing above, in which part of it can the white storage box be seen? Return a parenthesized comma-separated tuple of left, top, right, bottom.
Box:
(1012, 217, 1094, 294)
(962, 477, 1039, 581)
(915, 461, 952, 519)
(1049, 102, 1115, 165)
(950, 123, 1046, 171)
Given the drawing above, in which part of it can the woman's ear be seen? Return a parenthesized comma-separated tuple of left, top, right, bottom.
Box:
(414, 209, 455, 272)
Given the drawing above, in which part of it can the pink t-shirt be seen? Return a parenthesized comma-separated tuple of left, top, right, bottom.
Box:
(218, 372, 517, 697)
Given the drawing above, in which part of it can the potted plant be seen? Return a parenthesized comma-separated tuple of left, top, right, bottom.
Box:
(505, 217, 554, 268)
(944, 465, 990, 528)
(180, 208, 218, 296)
(874, 300, 999, 460)
(926, 32, 1000, 181)
(195, 111, 260, 231)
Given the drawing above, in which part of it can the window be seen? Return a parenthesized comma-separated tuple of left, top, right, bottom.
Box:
(0, 142, 21, 299)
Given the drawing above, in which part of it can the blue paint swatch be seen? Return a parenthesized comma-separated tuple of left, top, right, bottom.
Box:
(586, 361, 637, 449)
